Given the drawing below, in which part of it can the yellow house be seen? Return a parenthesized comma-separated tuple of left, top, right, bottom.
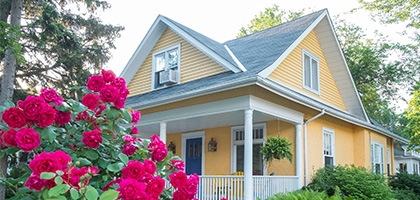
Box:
(120, 9, 408, 200)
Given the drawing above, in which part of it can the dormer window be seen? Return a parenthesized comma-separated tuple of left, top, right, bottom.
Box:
(152, 44, 180, 89)
(302, 49, 319, 93)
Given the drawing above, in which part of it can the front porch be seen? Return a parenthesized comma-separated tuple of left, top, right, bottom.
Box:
(196, 175, 299, 200)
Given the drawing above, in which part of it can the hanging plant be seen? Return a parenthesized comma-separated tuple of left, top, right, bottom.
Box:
(260, 137, 293, 164)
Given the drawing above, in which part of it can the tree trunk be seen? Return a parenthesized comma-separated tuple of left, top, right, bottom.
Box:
(0, 0, 22, 199)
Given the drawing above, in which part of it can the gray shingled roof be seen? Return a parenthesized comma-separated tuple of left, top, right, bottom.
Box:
(126, 9, 325, 105)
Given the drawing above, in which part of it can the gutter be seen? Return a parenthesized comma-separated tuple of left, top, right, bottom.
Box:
(303, 109, 325, 186)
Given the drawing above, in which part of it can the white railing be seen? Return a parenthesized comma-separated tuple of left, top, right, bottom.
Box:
(196, 175, 299, 200)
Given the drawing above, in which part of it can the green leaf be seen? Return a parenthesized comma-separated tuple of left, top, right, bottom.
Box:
(56, 170, 64, 176)
(70, 188, 80, 200)
(0, 106, 7, 113)
(107, 162, 124, 172)
(76, 158, 92, 166)
(97, 159, 109, 169)
(54, 176, 63, 185)
(118, 153, 129, 165)
(100, 189, 119, 200)
(48, 184, 70, 197)
(4, 100, 15, 108)
(85, 186, 99, 200)
(85, 149, 99, 160)
(40, 172, 56, 180)
(121, 108, 132, 123)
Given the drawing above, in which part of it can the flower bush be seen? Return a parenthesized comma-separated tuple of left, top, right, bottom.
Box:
(0, 69, 199, 200)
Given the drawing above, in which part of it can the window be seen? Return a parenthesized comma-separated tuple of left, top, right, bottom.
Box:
(323, 128, 334, 166)
(387, 148, 391, 176)
(152, 44, 180, 89)
(371, 141, 384, 174)
(302, 49, 319, 93)
(399, 163, 407, 172)
(232, 124, 265, 175)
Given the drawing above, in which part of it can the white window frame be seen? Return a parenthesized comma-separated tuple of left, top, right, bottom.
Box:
(302, 49, 320, 94)
(231, 123, 266, 175)
(151, 44, 181, 89)
(370, 141, 384, 174)
(322, 128, 335, 166)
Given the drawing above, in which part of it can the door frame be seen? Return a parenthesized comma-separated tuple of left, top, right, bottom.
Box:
(182, 131, 205, 175)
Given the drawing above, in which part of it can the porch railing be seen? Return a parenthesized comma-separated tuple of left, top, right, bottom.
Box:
(196, 175, 299, 200)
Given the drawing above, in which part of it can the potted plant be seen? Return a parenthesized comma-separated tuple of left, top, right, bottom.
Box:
(260, 137, 293, 163)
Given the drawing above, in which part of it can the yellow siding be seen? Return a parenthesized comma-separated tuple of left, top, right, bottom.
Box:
(127, 28, 227, 96)
(205, 126, 232, 175)
(268, 30, 347, 111)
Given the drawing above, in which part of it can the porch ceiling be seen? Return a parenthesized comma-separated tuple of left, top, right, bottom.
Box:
(134, 95, 304, 138)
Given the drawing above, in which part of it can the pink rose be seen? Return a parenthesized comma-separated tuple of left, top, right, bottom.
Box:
(171, 160, 185, 171)
(113, 95, 126, 109)
(122, 144, 137, 156)
(29, 151, 62, 174)
(181, 173, 199, 196)
(146, 177, 165, 197)
(2, 107, 27, 128)
(131, 110, 141, 124)
(55, 110, 71, 126)
(117, 178, 147, 200)
(16, 128, 40, 152)
(130, 126, 138, 135)
(81, 93, 99, 110)
(82, 129, 102, 148)
(40, 88, 63, 106)
(86, 74, 105, 92)
(99, 84, 118, 103)
(111, 77, 127, 93)
(121, 160, 145, 180)
(3, 129, 17, 147)
(34, 104, 56, 128)
(144, 159, 156, 174)
(24, 173, 56, 191)
(53, 150, 72, 169)
(65, 166, 98, 189)
(173, 190, 190, 200)
(169, 171, 187, 189)
(18, 96, 46, 121)
(101, 69, 116, 83)
(151, 147, 168, 162)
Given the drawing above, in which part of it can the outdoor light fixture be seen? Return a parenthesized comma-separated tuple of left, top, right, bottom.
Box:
(168, 141, 176, 154)
(208, 138, 217, 152)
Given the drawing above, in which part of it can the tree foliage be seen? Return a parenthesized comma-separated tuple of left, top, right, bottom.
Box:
(237, 4, 305, 38)
(0, 0, 124, 99)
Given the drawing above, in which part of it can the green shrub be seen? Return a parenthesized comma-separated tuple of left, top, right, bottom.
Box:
(388, 171, 420, 199)
(307, 165, 392, 199)
(265, 187, 344, 200)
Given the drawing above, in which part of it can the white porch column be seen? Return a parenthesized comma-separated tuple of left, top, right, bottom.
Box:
(244, 109, 253, 200)
(159, 122, 167, 143)
(295, 124, 303, 188)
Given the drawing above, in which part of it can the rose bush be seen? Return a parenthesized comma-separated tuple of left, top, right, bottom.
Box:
(0, 69, 199, 200)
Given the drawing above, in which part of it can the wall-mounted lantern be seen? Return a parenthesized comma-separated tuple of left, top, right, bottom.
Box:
(208, 138, 217, 152)
(168, 141, 176, 154)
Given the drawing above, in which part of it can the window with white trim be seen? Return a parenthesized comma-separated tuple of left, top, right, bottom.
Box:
(152, 44, 180, 89)
(232, 124, 265, 175)
(323, 128, 334, 166)
(371, 141, 384, 174)
(302, 49, 319, 93)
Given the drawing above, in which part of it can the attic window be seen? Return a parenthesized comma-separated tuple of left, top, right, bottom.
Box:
(302, 49, 319, 93)
(152, 44, 180, 89)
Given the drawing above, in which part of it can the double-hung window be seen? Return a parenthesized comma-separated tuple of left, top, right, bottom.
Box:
(302, 49, 319, 93)
(370, 141, 384, 174)
(152, 44, 180, 89)
(323, 128, 334, 166)
(231, 124, 265, 175)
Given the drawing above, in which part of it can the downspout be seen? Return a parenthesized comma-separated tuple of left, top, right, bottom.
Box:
(303, 109, 325, 186)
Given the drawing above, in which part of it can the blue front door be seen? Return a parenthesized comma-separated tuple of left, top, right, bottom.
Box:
(185, 138, 202, 175)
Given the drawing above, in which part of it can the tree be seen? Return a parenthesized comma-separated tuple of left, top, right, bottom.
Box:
(236, 4, 305, 38)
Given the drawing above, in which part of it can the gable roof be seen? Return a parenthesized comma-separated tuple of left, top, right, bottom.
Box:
(121, 9, 408, 142)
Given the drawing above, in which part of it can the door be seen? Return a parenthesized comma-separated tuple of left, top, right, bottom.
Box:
(185, 137, 202, 175)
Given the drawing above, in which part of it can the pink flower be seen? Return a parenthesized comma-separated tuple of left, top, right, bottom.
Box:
(18, 96, 46, 121)
(99, 84, 118, 103)
(122, 144, 137, 156)
(15, 128, 40, 152)
(146, 177, 165, 197)
(2, 107, 27, 128)
(111, 77, 127, 93)
(34, 104, 56, 128)
(3, 129, 17, 147)
(169, 171, 187, 189)
(82, 129, 102, 148)
(131, 110, 141, 124)
(29, 151, 63, 174)
(117, 178, 147, 200)
(122, 135, 135, 143)
(121, 160, 145, 180)
(24, 173, 55, 191)
(181, 173, 199, 196)
(144, 159, 157, 174)
(130, 126, 138, 135)
(81, 93, 99, 110)
(40, 88, 63, 106)
(55, 110, 71, 126)
(171, 160, 185, 171)
(151, 146, 168, 162)
(86, 74, 106, 92)
(65, 166, 98, 189)
(101, 69, 116, 83)
(53, 150, 72, 169)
